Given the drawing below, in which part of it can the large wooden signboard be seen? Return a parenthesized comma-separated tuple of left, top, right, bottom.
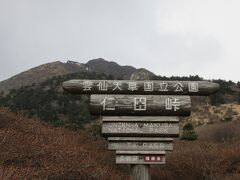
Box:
(62, 80, 219, 95)
(90, 95, 191, 116)
(62, 78, 220, 180)
(108, 137, 173, 151)
(116, 150, 166, 165)
(62, 78, 219, 179)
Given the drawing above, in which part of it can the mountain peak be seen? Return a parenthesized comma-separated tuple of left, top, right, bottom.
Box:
(0, 59, 155, 94)
(87, 58, 155, 80)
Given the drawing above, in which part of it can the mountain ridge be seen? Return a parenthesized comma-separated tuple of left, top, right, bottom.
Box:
(86, 58, 154, 79)
(0, 58, 155, 94)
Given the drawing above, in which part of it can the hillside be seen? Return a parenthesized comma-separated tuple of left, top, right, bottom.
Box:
(0, 58, 155, 94)
(0, 69, 239, 129)
(0, 107, 128, 179)
(0, 71, 114, 129)
(0, 61, 88, 94)
(0, 60, 240, 179)
(0, 107, 240, 179)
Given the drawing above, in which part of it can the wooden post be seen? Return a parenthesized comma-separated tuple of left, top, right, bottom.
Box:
(130, 74, 152, 180)
(131, 164, 151, 180)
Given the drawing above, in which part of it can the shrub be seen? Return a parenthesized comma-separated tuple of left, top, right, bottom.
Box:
(180, 123, 198, 141)
(85, 123, 102, 140)
(0, 107, 129, 179)
(198, 121, 240, 143)
(151, 140, 240, 180)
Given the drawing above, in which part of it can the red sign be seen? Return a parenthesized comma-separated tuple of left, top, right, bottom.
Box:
(144, 155, 163, 162)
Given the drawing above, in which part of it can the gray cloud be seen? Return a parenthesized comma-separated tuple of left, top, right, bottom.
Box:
(0, 0, 239, 81)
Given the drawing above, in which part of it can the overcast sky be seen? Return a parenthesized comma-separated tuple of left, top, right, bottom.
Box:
(0, 0, 239, 82)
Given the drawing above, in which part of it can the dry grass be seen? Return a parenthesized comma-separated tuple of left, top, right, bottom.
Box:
(152, 140, 240, 180)
(197, 121, 240, 143)
(152, 118, 240, 180)
(0, 107, 129, 179)
(184, 104, 240, 126)
(1, 105, 240, 180)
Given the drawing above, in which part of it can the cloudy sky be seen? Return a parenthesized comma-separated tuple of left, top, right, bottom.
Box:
(0, 0, 239, 82)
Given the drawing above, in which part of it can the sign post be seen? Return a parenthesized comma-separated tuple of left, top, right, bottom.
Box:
(62, 79, 219, 180)
(131, 164, 150, 180)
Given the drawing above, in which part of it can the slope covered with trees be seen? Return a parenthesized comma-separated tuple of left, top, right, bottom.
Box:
(0, 71, 113, 129)
(0, 72, 239, 129)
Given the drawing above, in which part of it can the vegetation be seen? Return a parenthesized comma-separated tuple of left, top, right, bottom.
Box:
(152, 139, 240, 180)
(152, 74, 203, 81)
(180, 122, 198, 141)
(0, 72, 239, 129)
(154, 75, 239, 105)
(198, 121, 240, 143)
(238, 92, 240, 103)
(0, 68, 239, 179)
(0, 61, 239, 179)
(1, 107, 240, 179)
(0, 107, 128, 179)
(0, 71, 113, 129)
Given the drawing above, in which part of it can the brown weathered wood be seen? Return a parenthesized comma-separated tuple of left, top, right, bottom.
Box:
(116, 150, 166, 165)
(102, 122, 179, 137)
(62, 80, 219, 95)
(108, 137, 173, 151)
(117, 150, 165, 154)
(108, 137, 174, 141)
(102, 116, 179, 122)
(90, 95, 191, 116)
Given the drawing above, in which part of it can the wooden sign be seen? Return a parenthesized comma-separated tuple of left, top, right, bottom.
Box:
(90, 95, 191, 116)
(62, 80, 219, 95)
(102, 122, 179, 137)
(116, 150, 166, 164)
(102, 116, 179, 122)
(108, 137, 173, 151)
